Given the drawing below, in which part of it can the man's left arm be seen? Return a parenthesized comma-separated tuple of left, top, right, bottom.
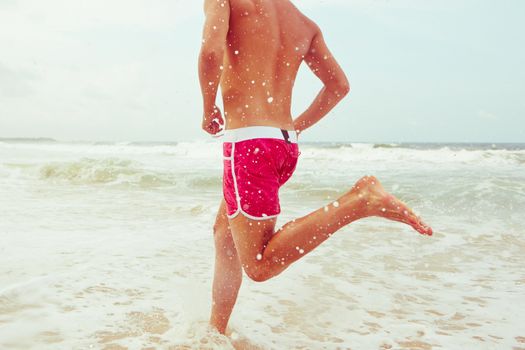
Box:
(198, 0, 230, 135)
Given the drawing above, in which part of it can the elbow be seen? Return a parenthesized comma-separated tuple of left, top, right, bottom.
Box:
(198, 48, 223, 76)
(339, 81, 350, 97)
(339, 74, 351, 97)
(199, 46, 224, 64)
(324, 70, 350, 99)
(327, 79, 350, 99)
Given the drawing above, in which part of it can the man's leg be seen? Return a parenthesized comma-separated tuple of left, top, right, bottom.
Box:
(209, 200, 242, 334)
(229, 176, 432, 282)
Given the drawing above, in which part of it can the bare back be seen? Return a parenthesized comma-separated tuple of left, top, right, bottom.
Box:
(222, 0, 317, 130)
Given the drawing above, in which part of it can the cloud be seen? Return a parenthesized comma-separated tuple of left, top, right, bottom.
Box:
(478, 109, 498, 121)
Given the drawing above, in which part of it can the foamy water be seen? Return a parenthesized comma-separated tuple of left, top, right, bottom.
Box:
(1, 140, 524, 349)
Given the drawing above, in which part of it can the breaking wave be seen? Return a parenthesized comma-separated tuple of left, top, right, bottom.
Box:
(39, 158, 178, 187)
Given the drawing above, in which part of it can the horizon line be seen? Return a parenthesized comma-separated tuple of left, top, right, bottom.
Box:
(1, 137, 524, 145)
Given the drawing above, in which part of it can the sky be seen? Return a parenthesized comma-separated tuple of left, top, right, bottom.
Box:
(0, 0, 524, 143)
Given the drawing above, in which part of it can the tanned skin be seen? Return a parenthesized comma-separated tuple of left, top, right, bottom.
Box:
(198, 0, 432, 335)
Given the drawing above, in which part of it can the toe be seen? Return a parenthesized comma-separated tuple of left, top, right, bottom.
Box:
(411, 216, 432, 236)
(423, 225, 433, 236)
(418, 220, 433, 236)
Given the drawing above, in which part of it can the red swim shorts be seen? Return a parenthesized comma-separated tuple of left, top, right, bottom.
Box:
(222, 126, 300, 220)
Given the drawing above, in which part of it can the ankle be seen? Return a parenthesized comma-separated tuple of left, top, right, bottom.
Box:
(209, 319, 227, 335)
(340, 191, 371, 218)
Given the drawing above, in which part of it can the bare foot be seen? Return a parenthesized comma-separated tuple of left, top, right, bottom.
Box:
(352, 176, 433, 236)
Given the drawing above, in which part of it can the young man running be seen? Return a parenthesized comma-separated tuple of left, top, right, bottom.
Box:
(198, 0, 433, 334)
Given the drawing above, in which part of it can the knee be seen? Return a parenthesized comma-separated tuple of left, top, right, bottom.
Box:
(243, 264, 270, 283)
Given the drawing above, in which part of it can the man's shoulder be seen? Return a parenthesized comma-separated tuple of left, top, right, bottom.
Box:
(286, 2, 321, 34)
(228, 0, 254, 12)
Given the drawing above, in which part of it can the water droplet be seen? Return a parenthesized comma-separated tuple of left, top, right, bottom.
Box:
(299, 249, 304, 254)
(234, 50, 239, 55)
(267, 97, 274, 103)
(333, 201, 340, 208)
(256, 254, 262, 261)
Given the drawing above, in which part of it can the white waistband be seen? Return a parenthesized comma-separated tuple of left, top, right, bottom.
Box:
(222, 126, 298, 143)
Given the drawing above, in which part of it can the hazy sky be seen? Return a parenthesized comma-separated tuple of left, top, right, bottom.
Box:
(0, 0, 524, 143)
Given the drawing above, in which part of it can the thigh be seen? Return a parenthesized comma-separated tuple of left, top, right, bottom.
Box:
(228, 214, 276, 267)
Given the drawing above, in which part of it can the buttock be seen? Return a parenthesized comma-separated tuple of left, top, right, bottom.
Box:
(222, 128, 300, 220)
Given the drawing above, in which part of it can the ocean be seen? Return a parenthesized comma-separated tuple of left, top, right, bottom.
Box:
(0, 139, 524, 349)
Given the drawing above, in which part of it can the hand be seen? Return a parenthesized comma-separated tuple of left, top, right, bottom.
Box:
(292, 121, 303, 138)
(202, 105, 224, 135)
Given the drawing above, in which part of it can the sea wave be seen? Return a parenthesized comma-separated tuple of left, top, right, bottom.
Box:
(298, 145, 525, 167)
(1, 141, 524, 196)
(39, 158, 178, 187)
(373, 143, 401, 149)
(1, 140, 524, 165)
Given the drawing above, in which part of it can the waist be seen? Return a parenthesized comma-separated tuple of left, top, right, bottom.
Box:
(222, 126, 298, 144)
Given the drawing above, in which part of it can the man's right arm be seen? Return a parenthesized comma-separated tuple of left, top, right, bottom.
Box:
(293, 28, 350, 135)
(198, 0, 230, 135)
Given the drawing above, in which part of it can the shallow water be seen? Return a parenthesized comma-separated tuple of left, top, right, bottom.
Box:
(1, 140, 524, 349)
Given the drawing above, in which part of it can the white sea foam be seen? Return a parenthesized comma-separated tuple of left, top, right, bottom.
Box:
(1, 140, 524, 349)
